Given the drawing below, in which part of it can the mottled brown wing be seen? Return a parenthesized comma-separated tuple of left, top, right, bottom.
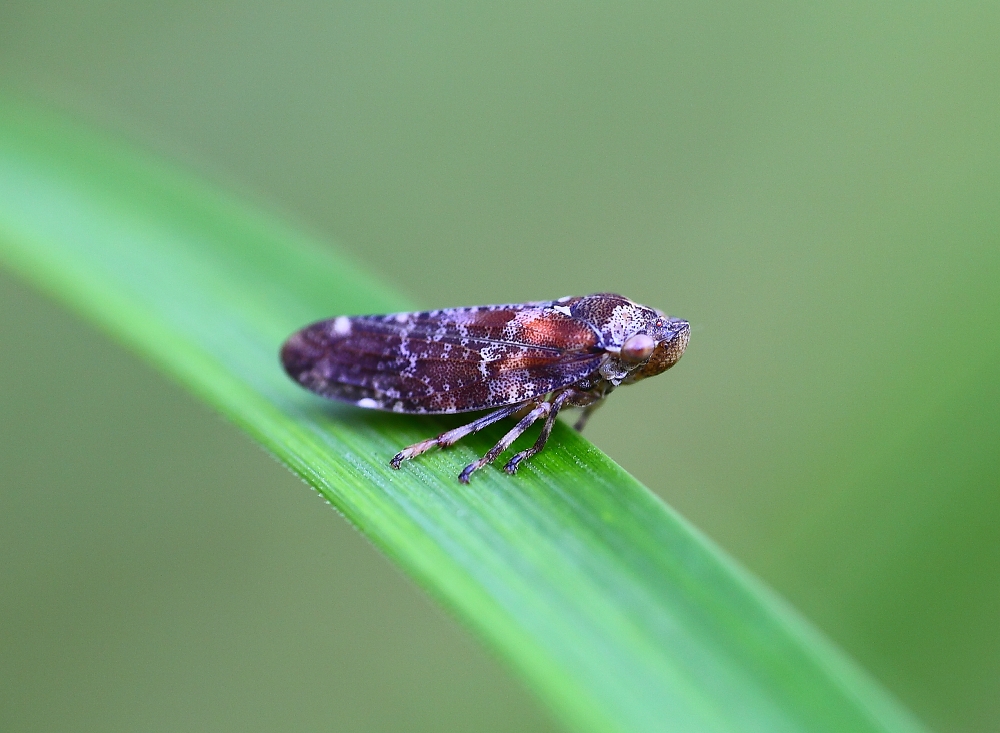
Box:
(280, 302, 603, 413)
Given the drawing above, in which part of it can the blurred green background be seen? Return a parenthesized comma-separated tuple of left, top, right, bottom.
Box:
(1, 3, 998, 732)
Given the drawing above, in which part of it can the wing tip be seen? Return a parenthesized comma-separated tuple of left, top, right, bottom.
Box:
(279, 330, 312, 381)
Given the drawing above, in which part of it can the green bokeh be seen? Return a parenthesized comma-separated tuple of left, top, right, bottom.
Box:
(1, 3, 997, 732)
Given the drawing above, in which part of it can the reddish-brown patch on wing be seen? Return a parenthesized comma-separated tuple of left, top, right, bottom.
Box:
(459, 308, 518, 337)
(281, 309, 605, 413)
(508, 310, 600, 350)
(477, 345, 604, 406)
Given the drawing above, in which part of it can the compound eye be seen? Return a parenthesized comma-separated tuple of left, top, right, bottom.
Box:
(620, 333, 655, 363)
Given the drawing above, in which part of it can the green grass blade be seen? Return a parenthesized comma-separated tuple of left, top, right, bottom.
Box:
(0, 99, 926, 733)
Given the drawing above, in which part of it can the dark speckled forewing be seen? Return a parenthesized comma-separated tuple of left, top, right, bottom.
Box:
(280, 301, 604, 413)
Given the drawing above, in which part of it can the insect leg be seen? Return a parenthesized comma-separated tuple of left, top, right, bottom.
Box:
(458, 399, 551, 484)
(573, 398, 605, 432)
(503, 390, 574, 475)
(390, 402, 525, 469)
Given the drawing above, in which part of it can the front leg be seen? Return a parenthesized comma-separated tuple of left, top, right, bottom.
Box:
(503, 390, 574, 474)
(572, 399, 604, 432)
(458, 398, 550, 483)
(568, 381, 614, 432)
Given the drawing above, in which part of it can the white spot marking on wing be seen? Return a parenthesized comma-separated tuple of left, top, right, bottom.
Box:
(333, 316, 352, 335)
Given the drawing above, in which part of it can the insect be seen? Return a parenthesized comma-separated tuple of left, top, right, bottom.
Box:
(281, 293, 690, 482)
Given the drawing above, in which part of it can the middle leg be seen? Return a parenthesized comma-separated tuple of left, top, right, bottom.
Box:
(458, 399, 551, 483)
(503, 390, 574, 474)
(390, 401, 526, 468)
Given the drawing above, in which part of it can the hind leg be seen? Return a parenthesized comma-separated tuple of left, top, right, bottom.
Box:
(390, 402, 526, 468)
